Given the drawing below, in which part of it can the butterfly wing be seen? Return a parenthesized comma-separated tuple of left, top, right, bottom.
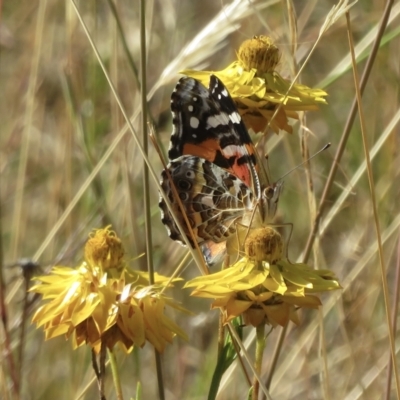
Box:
(159, 155, 253, 264)
(160, 75, 280, 265)
(168, 75, 264, 196)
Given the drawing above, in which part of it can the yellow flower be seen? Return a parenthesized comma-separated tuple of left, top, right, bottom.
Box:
(31, 227, 188, 353)
(185, 227, 341, 327)
(181, 36, 327, 134)
(84, 226, 124, 271)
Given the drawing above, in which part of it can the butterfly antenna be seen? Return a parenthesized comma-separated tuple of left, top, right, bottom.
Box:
(279, 143, 331, 181)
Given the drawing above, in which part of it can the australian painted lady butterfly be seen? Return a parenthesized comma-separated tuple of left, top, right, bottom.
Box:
(159, 75, 282, 265)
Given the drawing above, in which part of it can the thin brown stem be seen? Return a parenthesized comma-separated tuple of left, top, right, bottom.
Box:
(0, 224, 19, 398)
(139, 2, 165, 399)
(226, 323, 252, 387)
(303, 0, 395, 262)
(346, 11, 400, 398)
(108, 349, 124, 400)
(100, 343, 107, 400)
(92, 348, 106, 400)
(252, 324, 266, 400)
(384, 231, 400, 400)
(92, 349, 101, 380)
(265, 325, 287, 390)
(228, 322, 272, 400)
(267, 2, 395, 390)
(17, 278, 30, 384)
(105, 0, 156, 128)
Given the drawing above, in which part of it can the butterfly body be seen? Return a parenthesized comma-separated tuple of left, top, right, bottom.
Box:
(159, 75, 281, 265)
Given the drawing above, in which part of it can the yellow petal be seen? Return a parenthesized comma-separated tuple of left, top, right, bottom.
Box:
(44, 323, 70, 339)
(211, 295, 232, 308)
(242, 270, 269, 287)
(262, 277, 286, 294)
(117, 301, 146, 348)
(224, 298, 252, 320)
(243, 308, 266, 327)
(282, 295, 321, 308)
(190, 286, 236, 298)
(261, 303, 291, 327)
(281, 270, 313, 288)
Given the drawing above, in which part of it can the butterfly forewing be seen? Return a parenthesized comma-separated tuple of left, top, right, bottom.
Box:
(169, 75, 263, 195)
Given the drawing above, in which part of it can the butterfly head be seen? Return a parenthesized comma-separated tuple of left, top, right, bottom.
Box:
(259, 180, 283, 222)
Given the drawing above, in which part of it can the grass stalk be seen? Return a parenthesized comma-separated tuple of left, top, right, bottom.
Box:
(0, 198, 19, 398)
(139, 0, 165, 399)
(265, 326, 286, 390)
(10, 0, 48, 260)
(2, 0, 49, 393)
(318, 308, 331, 400)
(108, 349, 124, 400)
(106, 0, 156, 128)
(227, 323, 272, 400)
(384, 233, 400, 399)
(252, 324, 266, 400)
(346, 11, 400, 397)
(135, 382, 142, 400)
(303, 0, 395, 261)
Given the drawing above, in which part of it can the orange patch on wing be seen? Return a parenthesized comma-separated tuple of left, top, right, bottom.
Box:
(231, 164, 251, 187)
(228, 143, 258, 187)
(183, 140, 258, 189)
(182, 140, 220, 162)
(202, 240, 227, 264)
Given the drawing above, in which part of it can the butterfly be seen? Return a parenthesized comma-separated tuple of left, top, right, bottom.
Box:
(159, 75, 282, 265)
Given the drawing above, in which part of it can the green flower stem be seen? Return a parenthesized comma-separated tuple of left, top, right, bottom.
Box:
(217, 310, 225, 357)
(252, 324, 266, 400)
(108, 349, 124, 400)
(135, 381, 142, 400)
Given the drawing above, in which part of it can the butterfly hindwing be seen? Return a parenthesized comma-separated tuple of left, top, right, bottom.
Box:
(159, 155, 253, 247)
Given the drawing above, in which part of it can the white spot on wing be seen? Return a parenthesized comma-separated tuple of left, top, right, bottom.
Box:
(188, 105, 194, 112)
(229, 111, 241, 124)
(201, 195, 214, 208)
(220, 144, 239, 157)
(207, 112, 230, 128)
(221, 88, 228, 97)
(193, 97, 198, 101)
(207, 115, 221, 128)
(190, 117, 200, 129)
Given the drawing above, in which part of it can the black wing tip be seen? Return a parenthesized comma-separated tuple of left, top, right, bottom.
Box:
(209, 74, 227, 90)
(209, 74, 217, 84)
(175, 74, 223, 91)
(176, 75, 198, 88)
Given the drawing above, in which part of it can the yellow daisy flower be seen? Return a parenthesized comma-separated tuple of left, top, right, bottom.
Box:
(31, 226, 188, 353)
(185, 227, 340, 327)
(181, 36, 327, 134)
